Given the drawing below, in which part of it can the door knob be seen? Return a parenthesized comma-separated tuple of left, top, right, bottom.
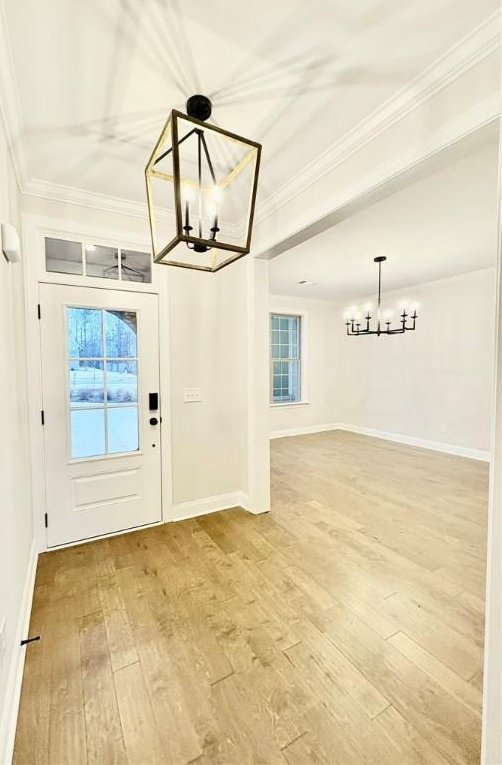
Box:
(149, 417, 159, 426)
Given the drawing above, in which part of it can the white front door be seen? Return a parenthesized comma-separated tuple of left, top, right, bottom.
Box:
(39, 283, 162, 547)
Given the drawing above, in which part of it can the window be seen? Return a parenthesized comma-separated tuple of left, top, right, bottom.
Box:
(67, 307, 139, 459)
(45, 237, 152, 283)
(270, 314, 301, 403)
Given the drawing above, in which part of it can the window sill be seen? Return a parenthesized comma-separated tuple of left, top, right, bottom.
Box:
(270, 401, 310, 408)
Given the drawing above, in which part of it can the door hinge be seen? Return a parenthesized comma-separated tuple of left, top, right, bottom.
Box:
(41, 410, 45, 426)
(44, 513, 48, 528)
(37, 303, 41, 319)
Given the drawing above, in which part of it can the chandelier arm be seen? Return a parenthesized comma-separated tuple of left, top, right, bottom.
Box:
(349, 328, 380, 336)
(153, 127, 198, 166)
(199, 131, 220, 241)
(200, 131, 218, 186)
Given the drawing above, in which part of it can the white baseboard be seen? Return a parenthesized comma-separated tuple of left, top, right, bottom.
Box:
(336, 424, 491, 462)
(270, 421, 490, 462)
(270, 423, 339, 440)
(0, 541, 38, 765)
(170, 491, 249, 522)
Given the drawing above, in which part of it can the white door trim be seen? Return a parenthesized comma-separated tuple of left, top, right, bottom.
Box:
(22, 215, 174, 552)
(39, 285, 162, 546)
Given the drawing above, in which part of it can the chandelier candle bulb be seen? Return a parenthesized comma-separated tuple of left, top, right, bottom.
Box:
(184, 199, 191, 233)
(345, 256, 419, 337)
(183, 186, 194, 235)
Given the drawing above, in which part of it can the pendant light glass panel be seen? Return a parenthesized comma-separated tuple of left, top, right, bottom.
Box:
(145, 110, 261, 272)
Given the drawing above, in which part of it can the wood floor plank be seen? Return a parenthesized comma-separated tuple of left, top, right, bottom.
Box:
(48, 620, 87, 765)
(388, 630, 481, 714)
(79, 610, 126, 764)
(98, 571, 139, 672)
(285, 632, 391, 720)
(210, 673, 289, 764)
(382, 592, 481, 680)
(113, 662, 165, 765)
(373, 703, 451, 764)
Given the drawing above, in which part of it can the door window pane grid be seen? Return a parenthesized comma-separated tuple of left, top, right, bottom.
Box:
(270, 314, 301, 403)
(67, 307, 139, 458)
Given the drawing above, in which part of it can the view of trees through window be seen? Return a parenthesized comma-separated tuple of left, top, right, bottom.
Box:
(67, 307, 139, 458)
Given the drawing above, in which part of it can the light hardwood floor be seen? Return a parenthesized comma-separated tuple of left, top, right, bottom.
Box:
(14, 431, 488, 764)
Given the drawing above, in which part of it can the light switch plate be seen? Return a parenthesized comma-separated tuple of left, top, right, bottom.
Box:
(183, 387, 202, 403)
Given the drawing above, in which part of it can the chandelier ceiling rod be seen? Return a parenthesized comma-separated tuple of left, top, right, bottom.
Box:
(376, 255, 383, 332)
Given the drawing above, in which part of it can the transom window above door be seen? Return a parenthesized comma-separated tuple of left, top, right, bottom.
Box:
(45, 237, 152, 283)
(68, 307, 140, 459)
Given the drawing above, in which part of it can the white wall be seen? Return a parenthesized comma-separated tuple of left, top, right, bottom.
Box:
(338, 268, 495, 454)
(270, 269, 496, 456)
(167, 261, 248, 506)
(0, 123, 34, 758)
(269, 294, 339, 437)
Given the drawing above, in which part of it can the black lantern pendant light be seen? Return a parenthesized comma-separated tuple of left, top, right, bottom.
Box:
(345, 256, 418, 336)
(145, 94, 262, 272)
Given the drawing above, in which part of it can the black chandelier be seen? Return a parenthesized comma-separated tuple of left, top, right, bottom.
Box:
(145, 94, 262, 272)
(345, 256, 418, 336)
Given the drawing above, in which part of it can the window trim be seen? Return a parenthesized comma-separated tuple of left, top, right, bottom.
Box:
(36, 225, 158, 295)
(269, 310, 309, 407)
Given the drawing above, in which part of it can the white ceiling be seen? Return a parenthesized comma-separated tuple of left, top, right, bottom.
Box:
(269, 122, 499, 300)
(2, 0, 499, 212)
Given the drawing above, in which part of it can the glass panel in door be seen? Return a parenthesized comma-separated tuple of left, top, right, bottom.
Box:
(67, 307, 140, 459)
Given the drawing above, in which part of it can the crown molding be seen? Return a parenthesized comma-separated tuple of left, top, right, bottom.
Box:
(22, 177, 150, 219)
(254, 10, 500, 225)
(0, 3, 499, 223)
